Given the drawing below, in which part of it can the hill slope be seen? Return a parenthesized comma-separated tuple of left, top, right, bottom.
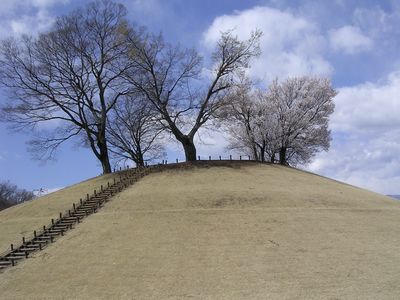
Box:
(0, 172, 118, 254)
(1, 163, 400, 299)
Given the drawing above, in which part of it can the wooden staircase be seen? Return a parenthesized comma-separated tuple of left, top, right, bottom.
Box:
(0, 167, 150, 272)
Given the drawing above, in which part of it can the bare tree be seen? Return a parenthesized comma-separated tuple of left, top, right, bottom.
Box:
(268, 77, 336, 165)
(222, 76, 336, 166)
(107, 94, 165, 167)
(219, 78, 263, 160)
(125, 30, 261, 161)
(0, 0, 134, 173)
(220, 79, 278, 162)
(0, 181, 35, 210)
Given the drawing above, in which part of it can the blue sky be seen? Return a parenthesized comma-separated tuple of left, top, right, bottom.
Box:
(0, 0, 400, 195)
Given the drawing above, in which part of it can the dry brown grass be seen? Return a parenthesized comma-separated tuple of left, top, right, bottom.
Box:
(1, 163, 400, 299)
(0, 173, 118, 254)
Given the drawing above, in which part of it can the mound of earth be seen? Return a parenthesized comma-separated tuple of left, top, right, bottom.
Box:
(1, 162, 399, 299)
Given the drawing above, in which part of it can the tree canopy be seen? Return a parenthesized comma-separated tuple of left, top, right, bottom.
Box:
(0, 0, 337, 172)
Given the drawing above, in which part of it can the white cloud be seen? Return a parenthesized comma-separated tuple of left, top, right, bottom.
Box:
(329, 25, 373, 54)
(331, 71, 400, 132)
(9, 10, 54, 36)
(0, 0, 68, 11)
(353, 7, 391, 37)
(307, 71, 400, 194)
(202, 6, 332, 83)
(0, 0, 69, 38)
(31, 0, 69, 8)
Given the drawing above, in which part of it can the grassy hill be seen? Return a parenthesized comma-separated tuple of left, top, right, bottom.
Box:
(0, 172, 118, 255)
(1, 162, 400, 299)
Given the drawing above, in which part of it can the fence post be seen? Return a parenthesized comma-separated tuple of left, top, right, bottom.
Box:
(176, 158, 178, 163)
(248, 155, 250, 160)
(240, 155, 242, 160)
(219, 155, 221, 160)
(230, 155, 232, 161)
(198, 155, 200, 160)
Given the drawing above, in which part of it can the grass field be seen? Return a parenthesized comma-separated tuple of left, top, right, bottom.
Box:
(0, 172, 118, 255)
(1, 163, 400, 299)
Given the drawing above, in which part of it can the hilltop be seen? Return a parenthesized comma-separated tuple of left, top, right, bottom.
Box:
(1, 162, 400, 299)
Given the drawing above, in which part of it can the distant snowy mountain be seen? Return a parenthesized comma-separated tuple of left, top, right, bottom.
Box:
(388, 195, 400, 200)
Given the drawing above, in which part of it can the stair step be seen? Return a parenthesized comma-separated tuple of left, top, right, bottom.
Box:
(43, 232, 61, 236)
(47, 228, 65, 232)
(0, 261, 12, 266)
(35, 236, 53, 240)
(74, 209, 94, 213)
(19, 247, 38, 251)
(20, 244, 39, 248)
(72, 214, 88, 218)
(4, 256, 24, 260)
(78, 206, 99, 210)
(53, 225, 73, 229)
(31, 240, 48, 244)
(58, 220, 77, 223)
(75, 210, 96, 214)
(9, 251, 27, 256)
(57, 223, 75, 227)
(76, 206, 98, 210)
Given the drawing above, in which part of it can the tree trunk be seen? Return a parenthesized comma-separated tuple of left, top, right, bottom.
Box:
(99, 152, 112, 173)
(260, 150, 265, 162)
(97, 133, 112, 174)
(279, 147, 287, 165)
(260, 141, 266, 162)
(252, 145, 259, 161)
(182, 138, 197, 161)
(135, 153, 145, 167)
